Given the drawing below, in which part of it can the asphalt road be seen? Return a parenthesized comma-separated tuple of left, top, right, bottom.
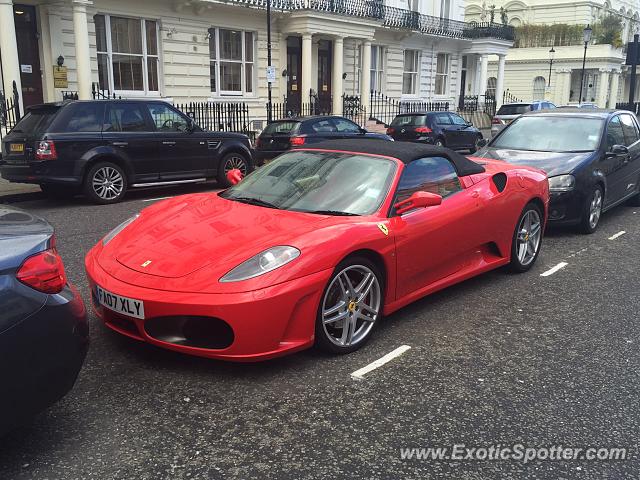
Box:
(0, 185, 638, 479)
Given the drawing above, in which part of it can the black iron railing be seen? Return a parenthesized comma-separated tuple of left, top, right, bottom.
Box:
(458, 93, 497, 116)
(616, 102, 640, 115)
(225, 1, 514, 40)
(503, 88, 523, 104)
(1, 81, 22, 145)
(369, 90, 449, 126)
(62, 91, 79, 100)
(176, 101, 252, 135)
(92, 83, 121, 100)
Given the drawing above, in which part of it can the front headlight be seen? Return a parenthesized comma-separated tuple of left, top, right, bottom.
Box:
(102, 214, 139, 246)
(548, 175, 576, 192)
(220, 246, 301, 282)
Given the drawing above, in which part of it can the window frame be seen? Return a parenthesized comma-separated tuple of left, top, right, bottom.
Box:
(402, 49, 421, 96)
(370, 45, 386, 93)
(95, 14, 160, 96)
(434, 53, 450, 96)
(104, 102, 156, 133)
(209, 27, 256, 97)
(619, 113, 640, 146)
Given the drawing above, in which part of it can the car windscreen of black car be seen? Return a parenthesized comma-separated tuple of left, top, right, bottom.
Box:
(49, 103, 106, 132)
(10, 107, 59, 134)
(497, 104, 531, 115)
(391, 115, 427, 127)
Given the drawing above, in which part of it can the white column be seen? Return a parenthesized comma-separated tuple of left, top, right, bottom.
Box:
(473, 55, 481, 95)
(608, 70, 620, 108)
(72, 0, 93, 100)
(555, 69, 572, 106)
(301, 33, 312, 105)
(479, 54, 489, 98)
(0, 0, 23, 110)
(332, 36, 344, 115)
(598, 69, 610, 108)
(495, 54, 506, 107)
(360, 40, 371, 111)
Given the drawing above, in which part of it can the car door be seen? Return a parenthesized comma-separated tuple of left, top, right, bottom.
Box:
(432, 112, 457, 148)
(102, 103, 159, 183)
(331, 117, 365, 139)
(389, 156, 483, 299)
(619, 113, 640, 196)
(602, 115, 630, 206)
(146, 102, 208, 180)
(449, 113, 475, 148)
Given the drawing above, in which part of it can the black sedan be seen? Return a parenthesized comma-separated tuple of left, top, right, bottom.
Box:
(254, 115, 391, 164)
(0, 206, 88, 434)
(475, 109, 640, 233)
(387, 112, 483, 152)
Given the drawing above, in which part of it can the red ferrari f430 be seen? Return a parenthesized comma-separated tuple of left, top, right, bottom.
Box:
(85, 140, 549, 361)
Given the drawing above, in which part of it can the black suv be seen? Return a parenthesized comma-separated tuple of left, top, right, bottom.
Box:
(0, 100, 253, 203)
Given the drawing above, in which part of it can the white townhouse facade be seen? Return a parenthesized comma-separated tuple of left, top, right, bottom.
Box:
(0, 0, 514, 125)
(466, 0, 640, 107)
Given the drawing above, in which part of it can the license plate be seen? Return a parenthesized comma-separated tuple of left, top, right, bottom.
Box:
(9, 143, 24, 153)
(96, 285, 145, 319)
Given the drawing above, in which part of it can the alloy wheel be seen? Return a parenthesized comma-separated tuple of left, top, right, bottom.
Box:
(589, 188, 603, 229)
(92, 166, 124, 200)
(321, 265, 381, 347)
(516, 209, 542, 266)
(223, 155, 248, 175)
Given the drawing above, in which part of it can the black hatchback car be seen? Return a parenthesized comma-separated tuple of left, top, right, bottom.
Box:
(387, 111, 483, 152)
(254, 115, 391, 164)
(0, 100, 254, 204)
(476, 109, 640, 233)
(0, 206, 88, 434)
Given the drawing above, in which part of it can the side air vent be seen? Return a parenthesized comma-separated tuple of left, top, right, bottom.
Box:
(492, 173, 508, 192)
(207, 140, 221, 150)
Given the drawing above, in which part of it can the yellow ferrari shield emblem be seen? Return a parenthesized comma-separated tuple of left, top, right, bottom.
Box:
(377, 223, 389, 236)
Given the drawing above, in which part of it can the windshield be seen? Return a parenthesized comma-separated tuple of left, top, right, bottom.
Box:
(221, 151, 397, 215)
(497, 104, 531, 116)
(261, 121, 300, 135)
(391, 115, 427, 127)
(491, 116, 604, 152)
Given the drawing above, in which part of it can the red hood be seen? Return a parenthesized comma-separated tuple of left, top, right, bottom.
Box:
(98, 193, 331, 286)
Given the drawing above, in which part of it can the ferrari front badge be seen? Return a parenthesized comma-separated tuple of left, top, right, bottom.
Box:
(377, 223, 389, 236)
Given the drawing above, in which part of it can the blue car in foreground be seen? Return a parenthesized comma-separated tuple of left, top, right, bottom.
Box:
(0, 206, 88, 434)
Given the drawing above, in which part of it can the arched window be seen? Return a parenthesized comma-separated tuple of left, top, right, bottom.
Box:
(487, 77, 497, 98)
(532, 76, 546, 100)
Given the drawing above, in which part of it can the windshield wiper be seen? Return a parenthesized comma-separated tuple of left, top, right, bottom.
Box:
(231, 196, 279, 209)
(306, 210, 358, 216)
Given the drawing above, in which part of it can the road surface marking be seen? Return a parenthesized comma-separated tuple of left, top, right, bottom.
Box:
(608, 231, 626, 240)
(142, 196, 174, 203)
(540, 262, 568, 277)
(351, 345, 411, 379)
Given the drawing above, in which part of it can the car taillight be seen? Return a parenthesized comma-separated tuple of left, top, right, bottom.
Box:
(36, 140, 58, 160)
(414, 127, 433, 133)
(290, 136, 305, 146)
(491, 118, 503, 125)
(17, 248, 67, 294)
(386, 127, 395, 135)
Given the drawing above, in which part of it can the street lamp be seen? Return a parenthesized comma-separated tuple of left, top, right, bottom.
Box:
(548, 46, 555, 88)
(578, 24, 593, 104)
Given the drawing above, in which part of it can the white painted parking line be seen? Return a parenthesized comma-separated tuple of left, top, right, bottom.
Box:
(351, 345, 411, 380)
(608, 231, 626, 240)
(540, 262, 569, 277)
(142, 196, 174, 203)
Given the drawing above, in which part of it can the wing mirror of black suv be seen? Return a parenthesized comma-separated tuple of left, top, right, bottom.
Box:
(476, 138, 489, 149)
(186, 118, 196, 133)
(606, 144, 629, 157)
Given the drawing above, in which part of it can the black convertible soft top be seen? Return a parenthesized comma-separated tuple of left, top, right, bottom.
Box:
(297, 139, 486, 177)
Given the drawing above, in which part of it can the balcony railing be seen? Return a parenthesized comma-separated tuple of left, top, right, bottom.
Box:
(220, 1, 515, 41)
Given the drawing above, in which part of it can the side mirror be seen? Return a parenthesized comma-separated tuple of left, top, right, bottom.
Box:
(394, 191, 442, 215)
(359, 128, 367, 134)
(226, 168, 244, 185)
(186, 118, 196, 132)
(606, 144, 628, 157)
(476, 138, 489, 149)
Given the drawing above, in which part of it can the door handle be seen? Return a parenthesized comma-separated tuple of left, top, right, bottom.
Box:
(162, 141, 176, 146)
(111, 142, 128, 147)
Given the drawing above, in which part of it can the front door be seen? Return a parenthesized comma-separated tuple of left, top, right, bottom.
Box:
(14, 5, 44, 107)
(317, 40, 332, 113)
(286, 37, 302, 115)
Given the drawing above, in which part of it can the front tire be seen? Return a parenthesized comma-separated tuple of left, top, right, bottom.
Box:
(83, 162, 127, 204)
(315, 257, 383, 354)
(469, 134, 482, 154)
(509, 203, 543, 273)
(434, 138, 445, 147)
(217, 152, 251, 188)
(578, 185, 603, 234)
